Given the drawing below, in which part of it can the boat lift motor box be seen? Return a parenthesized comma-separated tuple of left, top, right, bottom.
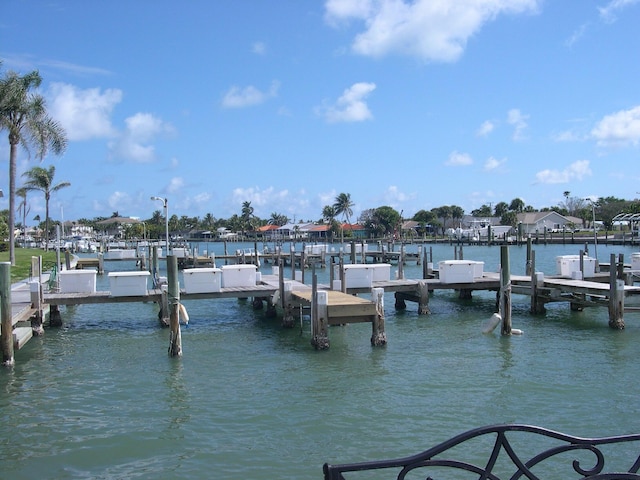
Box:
(182, 268, 222, 294)
(59, 270, 97, 293)
(632, 253, 640, 271)
(343, 264, 373, 288)
(438, 260, 484, 284)
(556, 255, 596, 278)
(370, 263, 391, 282)
(172, 248, 188, 259)
(108, 271, 150, 296)
(221, 265, 257, 288)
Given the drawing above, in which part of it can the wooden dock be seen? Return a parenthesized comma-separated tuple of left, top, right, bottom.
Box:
(4, 245, 640, 362)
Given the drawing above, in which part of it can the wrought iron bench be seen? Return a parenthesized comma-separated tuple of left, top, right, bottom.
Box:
(323, 424, 640, 479)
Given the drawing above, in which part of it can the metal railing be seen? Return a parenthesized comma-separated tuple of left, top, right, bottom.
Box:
(323, 424, 640, 479)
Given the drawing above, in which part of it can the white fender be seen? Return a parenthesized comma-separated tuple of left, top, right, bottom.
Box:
(482, 313, 502, 334)
(271, 290, 280, 306)
(178, 302, 189, 324)
(511, 328, 523, 335)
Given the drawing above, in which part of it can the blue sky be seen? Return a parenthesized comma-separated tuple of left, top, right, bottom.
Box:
(1, 0, 639, 225)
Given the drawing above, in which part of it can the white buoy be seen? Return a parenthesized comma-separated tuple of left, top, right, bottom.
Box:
(511, 328, 523, 335)
(482, 313, 502, 334)
(178, 302, 189, 325)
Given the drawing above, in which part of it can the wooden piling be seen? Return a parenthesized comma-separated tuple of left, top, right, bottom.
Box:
(500, 245, 512, 335)
(30, 256, 45, 335)
(49, 305, 62, 327)
(30, 280, 44, 336)
(64, 250, 71, 270)
(418, 280, 430, 315)
(608, 254, 625, 329)
(1, 262, 14, 366)
(371, 287, 387, 346)
(311, 272, 329, 350)
(529, 250, 545, 314)
(167, 255, 182, 357)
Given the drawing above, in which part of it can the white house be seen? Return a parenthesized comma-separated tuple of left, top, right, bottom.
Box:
(516, 212, 582, 234)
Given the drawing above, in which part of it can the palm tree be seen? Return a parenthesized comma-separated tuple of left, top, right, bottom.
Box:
(241, 201, 255, 235)
(333, 193, 354, 242)
(21, 165, 70, 250)
(0, 69, 67, 264)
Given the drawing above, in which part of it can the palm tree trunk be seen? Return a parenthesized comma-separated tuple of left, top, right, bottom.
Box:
(45, 194, 50, 251)
(8, 141, 17, 266)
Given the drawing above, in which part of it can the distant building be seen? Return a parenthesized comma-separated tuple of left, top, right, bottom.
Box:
(516, 212, 582, 234)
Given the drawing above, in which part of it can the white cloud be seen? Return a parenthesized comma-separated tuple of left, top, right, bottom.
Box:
(534, 160, 592, 184)
(109, 112, 174, 163)
(382, 185, 416, 204)
(221, 80, 280, 108)
(252, 41, 267, 55)
(193, 192, 212, 204)
(230, 186, 314, 219)
(599, 0, 640, 22)
(47, 83, 121, 140)
(325, 0, 540, 62)
(553, 130, 584, 142)
(445, 151, 473, 166)
(476, 120, 495, 137)
(591, 105, 640, 147)
(484, 156, 505, 171)
(167, 177, 185, 194)
(317, 82, 376, 123)
(507, 108, 529, 140)
(107, 191, 131, 211)
(565, 23, 590, 47)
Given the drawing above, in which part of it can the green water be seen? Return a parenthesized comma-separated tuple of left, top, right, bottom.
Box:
(2, 243, 640, 479)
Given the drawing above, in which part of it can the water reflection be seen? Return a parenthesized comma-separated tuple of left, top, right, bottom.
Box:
(162, 358, 190, 438)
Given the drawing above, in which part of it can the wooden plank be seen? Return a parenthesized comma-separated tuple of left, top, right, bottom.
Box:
(292, 290, 377, 325)
(43, 284, 279, 305)
(13, 327, 32, 350)
(12, 305, 37, 326)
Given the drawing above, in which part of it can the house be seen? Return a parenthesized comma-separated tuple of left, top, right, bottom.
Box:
(516, 212, 582, 234)
(216, 227, 238, 240)
(256, 224, 280, 240)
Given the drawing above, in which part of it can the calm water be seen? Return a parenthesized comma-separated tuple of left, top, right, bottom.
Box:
(2, 241, 640, 479)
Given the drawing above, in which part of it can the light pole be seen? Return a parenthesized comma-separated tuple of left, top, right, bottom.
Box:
(585, 198, 597, 260)
(151, 196, 169, 254)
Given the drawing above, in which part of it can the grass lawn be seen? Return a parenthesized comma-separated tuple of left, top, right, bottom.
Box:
(0, 248, 59, 284)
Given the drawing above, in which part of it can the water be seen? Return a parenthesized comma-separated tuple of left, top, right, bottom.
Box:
(2, 242, 640, 479)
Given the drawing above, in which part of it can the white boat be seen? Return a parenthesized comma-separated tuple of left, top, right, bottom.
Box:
(454, 220, 513, 241)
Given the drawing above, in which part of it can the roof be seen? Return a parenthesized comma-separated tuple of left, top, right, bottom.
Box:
(257, 225, 280, 232)
(613, 213, 640, 222)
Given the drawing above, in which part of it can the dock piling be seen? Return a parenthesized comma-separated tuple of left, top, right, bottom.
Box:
(500, 245, 512, 335)
(608, 254, 625, 329)
(370, 287, 386, 346)
(1, 262, 14, 366)
(167, 255, 182, 357)
(418, 280, 430, 315)
(311, 273, 329, 350)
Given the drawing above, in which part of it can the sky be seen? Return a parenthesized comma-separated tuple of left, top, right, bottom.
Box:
(1, 0, 640, 225)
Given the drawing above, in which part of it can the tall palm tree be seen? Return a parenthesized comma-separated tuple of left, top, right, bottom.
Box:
(333, 193, 354, 242)
(241, 201, 255, 234)
(21, 165, 70, 250)
(0, 69, 67, 264)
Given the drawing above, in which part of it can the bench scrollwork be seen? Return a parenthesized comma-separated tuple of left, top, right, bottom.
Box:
(323, 424, 640, 479)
